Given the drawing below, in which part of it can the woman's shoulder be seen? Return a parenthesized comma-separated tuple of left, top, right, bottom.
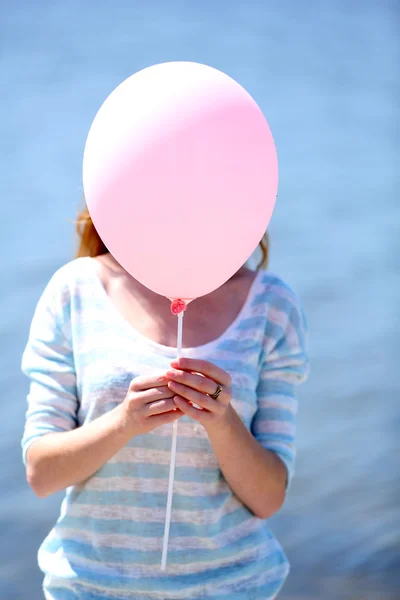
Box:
(256, 269, 305, 316)
(256, 270, 309, 368)
(37, 257, 93, 311)
(46, 256, 92, 289)
(25, 258, 93, 342)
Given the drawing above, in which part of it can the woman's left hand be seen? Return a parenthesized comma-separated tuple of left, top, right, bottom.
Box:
(166, 358, 233, 430)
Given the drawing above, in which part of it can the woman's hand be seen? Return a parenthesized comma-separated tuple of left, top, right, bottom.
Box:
(166, 358, 233, 431)
(166, 358, 287, 519)
(121, 373, 184, 436)
(26, 373, 183, 498)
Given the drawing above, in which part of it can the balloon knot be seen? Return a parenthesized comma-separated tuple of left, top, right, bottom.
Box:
(171, 299, 187, 315)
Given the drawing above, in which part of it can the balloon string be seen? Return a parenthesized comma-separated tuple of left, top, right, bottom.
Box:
(161, 310, 184, 571)
(177, 310, 183, 357)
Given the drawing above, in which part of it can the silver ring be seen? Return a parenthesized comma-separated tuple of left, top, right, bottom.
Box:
(210, 384, 223, 400)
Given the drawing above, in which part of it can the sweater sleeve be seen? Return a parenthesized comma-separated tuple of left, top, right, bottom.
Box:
(251, 289, 309, 490)
(21, 269, 79, 466)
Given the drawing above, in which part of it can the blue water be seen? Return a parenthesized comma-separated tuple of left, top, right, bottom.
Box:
(1, 2, 399, 599)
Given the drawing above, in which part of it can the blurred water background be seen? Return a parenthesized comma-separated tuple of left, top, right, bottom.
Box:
(1, 1, 399, 599)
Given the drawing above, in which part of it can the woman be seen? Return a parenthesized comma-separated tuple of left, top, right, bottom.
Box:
(22, 205, 309, 599)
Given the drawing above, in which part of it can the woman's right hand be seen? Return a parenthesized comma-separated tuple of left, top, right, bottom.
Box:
(26, 372, 183, 498)
(120, 373, 184, 436)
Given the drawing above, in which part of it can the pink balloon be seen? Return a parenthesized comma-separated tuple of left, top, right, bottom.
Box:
(83, 61, 278, 301)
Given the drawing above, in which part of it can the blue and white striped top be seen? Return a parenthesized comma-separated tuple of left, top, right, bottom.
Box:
(21, 256, 309, 600)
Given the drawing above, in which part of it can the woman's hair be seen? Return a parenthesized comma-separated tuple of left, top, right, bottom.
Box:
(76, 204, 269, 269)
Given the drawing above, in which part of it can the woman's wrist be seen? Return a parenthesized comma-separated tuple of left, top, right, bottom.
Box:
(111, 402, 141, 440)
(204, 404, 236, 437)
(204, 403, 286, 518)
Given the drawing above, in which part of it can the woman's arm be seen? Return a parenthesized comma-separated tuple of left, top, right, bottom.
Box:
(206, 406, 287, 518)
(167, 358, 287, 518)
(168, 286, 309, 517)
(22, 267, 182, 498)
(26, 402, 131, 498)
(26, 373, 182, 498)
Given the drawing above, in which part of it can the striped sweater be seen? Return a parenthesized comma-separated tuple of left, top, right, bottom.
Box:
(21, 256, 309, 599)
